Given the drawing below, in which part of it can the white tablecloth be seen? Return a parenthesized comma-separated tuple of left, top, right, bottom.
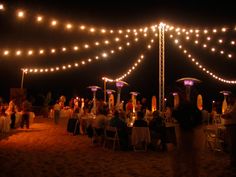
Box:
(131, 127, 151, 145)
(0, 115, 11, 133)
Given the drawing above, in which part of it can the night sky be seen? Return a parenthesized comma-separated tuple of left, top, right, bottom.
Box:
(0, 0, 236, 110)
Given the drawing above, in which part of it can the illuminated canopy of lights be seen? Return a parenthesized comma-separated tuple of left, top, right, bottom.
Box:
(169, 33, 236, 84)
(0, 3, 236, 85)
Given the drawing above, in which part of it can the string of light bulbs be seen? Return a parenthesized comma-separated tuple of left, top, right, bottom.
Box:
(169, 33, 236, 84)
(0, 35, 145, 58)
(0, 2, 161, 36)
(22, 38, 155, 74)
(166, 23, 236, 35)
(102, 39, 155, 82)
(168, 32, 234, 59)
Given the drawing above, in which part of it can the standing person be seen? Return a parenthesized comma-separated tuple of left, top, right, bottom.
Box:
(21, 98, 32, 129)
(221, 96, 236, 168)
(54, 100, 61, 124)
(6, 99, 18, 129)
(171, 100, 202, 177)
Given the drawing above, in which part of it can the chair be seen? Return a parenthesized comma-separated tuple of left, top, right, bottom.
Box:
(131, 127, 151, 152)
(92, 127, 104, 146)
(103, 126, 120, 151)
(204, 127, 225, 152)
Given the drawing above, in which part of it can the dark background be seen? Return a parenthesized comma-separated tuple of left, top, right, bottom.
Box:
(0, 0, 236, 110)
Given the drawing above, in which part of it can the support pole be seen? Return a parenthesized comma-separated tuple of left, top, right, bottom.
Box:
(21, 69, 25, 89)
(159, 23, 165, 112)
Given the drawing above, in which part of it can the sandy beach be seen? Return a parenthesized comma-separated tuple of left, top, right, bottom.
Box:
(0, 117, 235, 177)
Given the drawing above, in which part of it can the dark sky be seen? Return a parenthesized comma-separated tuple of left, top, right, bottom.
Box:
(0, 0, 236, 109)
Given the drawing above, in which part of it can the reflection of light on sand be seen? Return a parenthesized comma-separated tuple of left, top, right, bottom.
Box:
(0, 117, 234, 177)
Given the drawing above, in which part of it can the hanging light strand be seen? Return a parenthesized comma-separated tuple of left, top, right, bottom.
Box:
(169, 33, 236, 84)
(22, 38, 155, 74)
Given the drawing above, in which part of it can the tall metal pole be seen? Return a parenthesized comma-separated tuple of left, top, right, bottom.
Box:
(21, 69, 25, 89)
(159, 23, 165, 112)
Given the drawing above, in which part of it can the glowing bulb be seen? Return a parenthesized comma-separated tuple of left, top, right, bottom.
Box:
(3, 50, 10, 55)
(231, 41, 235, 45)
(74, 63, 78, 67)
(110, 50, 114, 54)
(147, 45, 151, 49)
(203, 44, 207, 48)
(207, 37, 211, 41)
(90, 28, 95, 32)
(95, 42, 100, 46)
(56, 67, 60, 70)
(203, 30, 208, 34)
(221, 27, 227, 32)
(39, 49, 44, 54)
(73, 46, 79, 51)
(174, 39, 179, 44)
(135, 38, 139, 41)
(101, 29, 106, 33)
(80, 25, 86, 30)
(211, 48, 216, 52)
(118, 46, 122, 50)
(62, 47, 67, 52)
(84, 44, 89, 48)
(0, 4, 4, 11)
(51, 20, 57, 26)
(125, 35, 129, 38)
(220, 50, 224, 54)
(102, 52, 108, 58)
(115, 37, 120, 42)
(110, 30, 114, 33)
(104, 40, 109, 44)
(218, 39, 223, 43)
(126, 42, 130, 46)
(36, 16, 43, 22)
(228, 54, 232, 58)
(88, 58, 92, 62)
(118, 30, 123, 34)
(194, 40, 199, 44)
(16, 50, 21, 56)
(17, 10, 25, 18)
(66, 23, 73, 29)
(28, 50, 33, 55)
(186, 36, 190, 40)
(51, 49, 56, 53)
(213, 29, 217, 33)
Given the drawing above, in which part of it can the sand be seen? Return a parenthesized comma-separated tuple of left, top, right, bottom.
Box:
(0, 117, 235, 177)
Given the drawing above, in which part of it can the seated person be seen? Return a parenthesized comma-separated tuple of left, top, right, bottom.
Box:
(149, 111, 167, 151)
(109, 110, 129, 150)
(92, 106, 108, 136)
(133, 111, 148, 127)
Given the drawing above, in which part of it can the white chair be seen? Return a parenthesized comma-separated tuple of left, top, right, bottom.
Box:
(103, 126, 120, 151)
(131, 127, 151, 152)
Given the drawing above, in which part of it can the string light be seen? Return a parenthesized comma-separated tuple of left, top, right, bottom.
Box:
(22, 39, 154, 74)
(170, 30, 234, 59)
(169, 33, 236, 84)
(0, 35, 143, 58)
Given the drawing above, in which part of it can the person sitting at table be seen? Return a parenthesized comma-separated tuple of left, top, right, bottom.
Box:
(109, 110, 129, 150)
(92, 106, 108, 136)
(133, 111, 148, 127)
(149, 111, 167, 151)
